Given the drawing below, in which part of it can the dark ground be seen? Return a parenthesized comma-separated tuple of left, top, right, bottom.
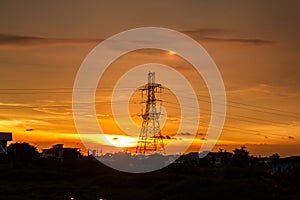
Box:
(0, 158, 299, 200)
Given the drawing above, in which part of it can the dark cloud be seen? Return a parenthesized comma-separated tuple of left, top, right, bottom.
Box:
(181, 29, 277, 46)
(161, 135, 176, 140)
(0, 33, 100, 47)
(166, 132, 194, 140)
(0, 34, 44, 44)
(177, 132, 194, 136)
(202, 37, 277, 46)
(0, 30, 277, 48)
(288, 136, 295, 140)
(181, 28, 228, 36)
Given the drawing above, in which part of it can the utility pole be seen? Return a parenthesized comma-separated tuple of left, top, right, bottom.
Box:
(136, 72, 165, 154)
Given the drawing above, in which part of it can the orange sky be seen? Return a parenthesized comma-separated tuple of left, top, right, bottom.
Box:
(0, 1, 299, 157)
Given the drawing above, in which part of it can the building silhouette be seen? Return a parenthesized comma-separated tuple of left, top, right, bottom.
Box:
(0, 132, 12, 154)
(41, 144, 80, 160)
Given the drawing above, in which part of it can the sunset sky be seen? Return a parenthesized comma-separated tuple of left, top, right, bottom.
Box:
(0, 1, 299, 157)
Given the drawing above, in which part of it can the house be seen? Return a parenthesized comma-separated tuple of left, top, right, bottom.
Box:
(180, 151, 233, 167)
(0, 132, 12, 154)
(181, 152, 210, 166)
(210, 151, 233, 167)
(42, 144, 80, 160)
(271, 156, 300, 175)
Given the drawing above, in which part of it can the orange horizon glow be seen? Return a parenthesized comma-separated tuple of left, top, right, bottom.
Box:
(0, 1, 300, 157)
(1, 48, 299, 157)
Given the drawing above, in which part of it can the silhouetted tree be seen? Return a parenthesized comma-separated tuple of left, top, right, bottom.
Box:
(232, 146, 251, 167)
(7, 142, 40, 167)
(269, 153, 280, 162)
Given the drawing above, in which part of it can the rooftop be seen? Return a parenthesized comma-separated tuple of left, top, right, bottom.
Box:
(0, 132, 12, 141)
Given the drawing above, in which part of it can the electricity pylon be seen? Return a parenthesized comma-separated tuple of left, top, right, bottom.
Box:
(136, 72, 165, 154)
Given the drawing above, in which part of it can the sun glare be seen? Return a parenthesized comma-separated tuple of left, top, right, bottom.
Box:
(108, 135, 137, 147)
(168, 51, 176, 56)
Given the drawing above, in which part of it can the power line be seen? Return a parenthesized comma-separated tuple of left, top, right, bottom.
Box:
(0, 86, 298, 116)
(163, 92, 300, 118)
(0, 87, 299, 139)
(0, 93, 298, 130)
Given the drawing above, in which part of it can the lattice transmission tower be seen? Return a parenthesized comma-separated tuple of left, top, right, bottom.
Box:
(136, 72, 165, 154)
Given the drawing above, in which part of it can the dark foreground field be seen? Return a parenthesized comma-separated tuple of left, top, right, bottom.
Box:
(0, 158, 299, 200)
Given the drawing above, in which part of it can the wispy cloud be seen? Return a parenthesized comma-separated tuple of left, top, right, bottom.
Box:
(0, 29, 277, 48)
(229, 83, 300, 98)
(181, 28, 229, 36)
(177, 132, 194, 136)
(201, 37, 277, 46)
(0, 119, 50, 126)
(0, 33, 100, 47)
(32, 107, 71, 116)
(181, 29, 277, 46)
(0, 102, 31, 107)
